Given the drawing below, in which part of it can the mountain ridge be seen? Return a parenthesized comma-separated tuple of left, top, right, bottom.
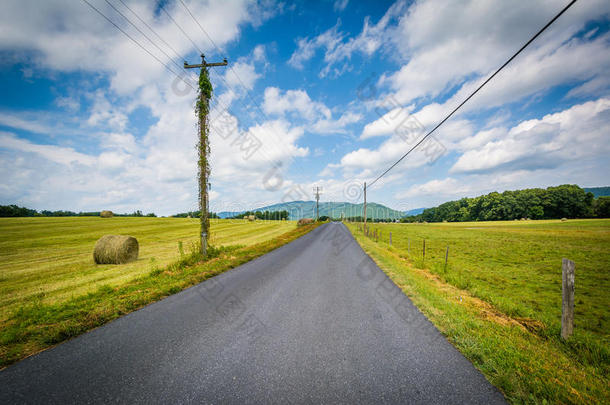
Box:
(217, 200, 411, 220)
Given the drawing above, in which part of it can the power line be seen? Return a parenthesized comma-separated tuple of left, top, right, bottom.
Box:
(162, 1, 300, 170)
(102, 0, 198, 88)
(159, 3, 204, 55)
(367, 0, 578, 188)
(116, 0, 186, 63)
(175, 0, 307, 172)
(81, 0, 196, 92)
(178, 0, 269, 117)
(83, 0, 293, 192)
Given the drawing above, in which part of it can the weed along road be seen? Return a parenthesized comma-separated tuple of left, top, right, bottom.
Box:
(0, 223, 506, 404)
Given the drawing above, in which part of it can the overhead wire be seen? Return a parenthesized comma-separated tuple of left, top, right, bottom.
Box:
(367, 0, 578, 188)
(81, 0, 197, 92)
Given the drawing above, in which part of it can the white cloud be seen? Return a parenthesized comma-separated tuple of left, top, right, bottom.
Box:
(0, 0, 283, 215)
(224, 61, 261, 91)
(262, 87, 361, 135)
(333, 131, 436, 181)
(311, 111, 362, 135)
(396, 178, 470, 199)
(386, 0, 610, 106)
(287, 20, 344, 70)
(451, 97, 610, 174)
(287, 1, 406, 77)
(87, 90, 128, 131)
(334, 0, 349, 12)
(263, 87, 331, 120)
(0, 132, 96, 166)
(0, 0, 261, 94)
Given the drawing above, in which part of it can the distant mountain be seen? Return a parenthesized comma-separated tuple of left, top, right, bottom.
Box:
(404, 208, 425, 216)
(218, 201, 406, 220)
(584, 187, 610, 198)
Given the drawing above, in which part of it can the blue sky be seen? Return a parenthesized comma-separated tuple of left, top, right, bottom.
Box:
(0, 0, 609, 216)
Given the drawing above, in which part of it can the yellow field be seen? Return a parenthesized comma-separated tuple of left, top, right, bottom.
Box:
(0, 217, 295, 320)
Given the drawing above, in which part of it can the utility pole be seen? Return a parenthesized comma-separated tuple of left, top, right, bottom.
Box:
(184, 53, 227, 256)
(363, 181, 367, 232)
(313, 186, 322, 220)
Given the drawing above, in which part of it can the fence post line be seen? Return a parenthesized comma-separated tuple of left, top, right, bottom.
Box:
(561, 258, 575, 340)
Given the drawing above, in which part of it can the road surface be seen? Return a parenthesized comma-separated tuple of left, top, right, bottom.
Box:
(0, 222, 505, 404)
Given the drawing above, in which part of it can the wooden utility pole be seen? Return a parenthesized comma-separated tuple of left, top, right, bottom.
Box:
(363, 182, 367, 233)
(313, 186, 322, 220)
(184, 53, 227, 256)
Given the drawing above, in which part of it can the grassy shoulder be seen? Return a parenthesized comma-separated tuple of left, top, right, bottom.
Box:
(346, 221, 609, 404)
(0, 222, 319, 368)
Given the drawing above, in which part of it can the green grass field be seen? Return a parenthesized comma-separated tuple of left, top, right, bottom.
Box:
(0, 217, 308, 367)
(347, 219, 609, 404)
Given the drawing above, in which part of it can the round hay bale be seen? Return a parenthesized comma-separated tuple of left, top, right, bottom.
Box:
(297, 218, 314, 226)
(100, 210, 114, 218)
(561, 217, 568, 222)
(93, 235, 139, 264)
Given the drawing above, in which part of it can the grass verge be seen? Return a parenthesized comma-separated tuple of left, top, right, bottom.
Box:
(0, 223, 319, 369)
(347, 223, 608, 404)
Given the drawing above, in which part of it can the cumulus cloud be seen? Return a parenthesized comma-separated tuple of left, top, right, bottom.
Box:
(287, 1, 406, 77)
(263, 87, 331, 120)
(262, 86, 361, 135)
(451, 97, 610, 174)
(333, 0, 349, 12)
(386, 0, 610, 105)
(0, 0, 281, 215)
(396, 178, 470, 199)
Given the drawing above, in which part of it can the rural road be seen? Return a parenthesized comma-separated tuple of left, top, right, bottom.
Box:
(0, 223, 506, 404)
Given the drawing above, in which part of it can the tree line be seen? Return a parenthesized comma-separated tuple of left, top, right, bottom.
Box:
(172, 210, 219, 218)
(401, 185, 610, 223)
(0, 205, 157, 218)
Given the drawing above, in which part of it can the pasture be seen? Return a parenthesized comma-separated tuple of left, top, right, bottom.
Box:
(347, 219, 609, 403)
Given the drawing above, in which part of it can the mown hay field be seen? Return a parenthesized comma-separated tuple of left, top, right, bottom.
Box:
(347, 219, 609, 403)
(0, 217, 295, 322)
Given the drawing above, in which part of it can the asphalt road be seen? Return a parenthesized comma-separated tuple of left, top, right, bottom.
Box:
(1, 222, 506, 404)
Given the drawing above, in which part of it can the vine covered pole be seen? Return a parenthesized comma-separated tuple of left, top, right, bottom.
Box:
(185, 54, 227, 256)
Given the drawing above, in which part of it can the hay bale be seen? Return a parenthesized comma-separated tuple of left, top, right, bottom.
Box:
(247, 215, 256, 221)
(561, 217, 568, 222)
(297, 218, 314, 226)
(93, 235, 139, 264)
(100, 210, 114, 218)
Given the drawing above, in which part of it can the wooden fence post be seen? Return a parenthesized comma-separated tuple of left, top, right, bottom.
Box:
(408, 238, 410, 253)
(561, 258, 575, 339)
(389, 231, 392, 246)
(444, 246, 449, 271)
